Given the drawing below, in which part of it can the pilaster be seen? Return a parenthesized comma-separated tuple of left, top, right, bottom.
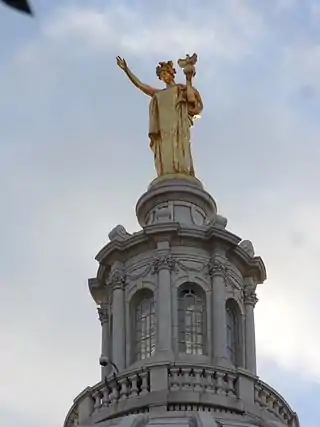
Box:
(153, 241, 174, 360)
(109, 263, 126, 372)
(243, 276, 258, 375)
(98, 304, 111, 379)
(208, 254, 231, 368)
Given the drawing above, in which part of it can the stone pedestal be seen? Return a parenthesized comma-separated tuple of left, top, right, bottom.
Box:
(136, 177, 217, 228)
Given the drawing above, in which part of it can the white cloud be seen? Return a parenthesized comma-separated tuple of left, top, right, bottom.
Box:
(44, 1, 267, 60)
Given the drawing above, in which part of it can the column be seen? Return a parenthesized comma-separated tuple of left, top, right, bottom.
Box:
(98, 304, 111, 379)
(210, 257, 229, 366)
(244, 277, 258, 375)
(154, 243, 173, 357)
(110, 269, 126, 372)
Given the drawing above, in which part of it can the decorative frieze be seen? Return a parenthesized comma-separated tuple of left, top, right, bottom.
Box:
(126, 264, 153, 280)
(106, 255, 244, 292)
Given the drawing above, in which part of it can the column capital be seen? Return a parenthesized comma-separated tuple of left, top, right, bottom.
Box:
(243, 287, 258, 307)
(207, 256, 228, 278)
(97, 306, 109, 325)
(107, 269, 126, 290)
(152, 254, 176, 274)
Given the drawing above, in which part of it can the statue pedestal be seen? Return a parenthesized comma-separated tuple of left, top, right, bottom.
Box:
(136, 176, 217, 228)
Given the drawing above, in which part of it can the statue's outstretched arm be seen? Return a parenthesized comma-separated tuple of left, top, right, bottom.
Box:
(116, 56, 156, 97)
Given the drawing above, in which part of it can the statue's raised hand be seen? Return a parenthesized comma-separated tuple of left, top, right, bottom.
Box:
(116, 56, 127, 71)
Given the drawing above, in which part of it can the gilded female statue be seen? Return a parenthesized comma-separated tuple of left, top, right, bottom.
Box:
(116, 55, 203, 178)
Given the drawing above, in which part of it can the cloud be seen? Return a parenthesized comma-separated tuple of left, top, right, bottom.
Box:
(1, 1, 320, 426)
(44, 0, 267, 60)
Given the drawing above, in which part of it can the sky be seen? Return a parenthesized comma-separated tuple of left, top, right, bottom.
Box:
(0, 0, 320, 426)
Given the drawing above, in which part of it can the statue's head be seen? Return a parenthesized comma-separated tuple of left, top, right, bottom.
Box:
(156, 61, 176, 84)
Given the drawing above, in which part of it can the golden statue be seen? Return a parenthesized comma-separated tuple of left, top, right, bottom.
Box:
(116, 54, 203, 178)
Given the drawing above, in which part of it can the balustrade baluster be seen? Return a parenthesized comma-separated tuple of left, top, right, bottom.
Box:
(205, 372, 215, 394)
(181, 368, 191, 391)
(102, 386, 110, 406)
(140, 370, 149, 396)
(226, 373, 236, 396)
(215, 371, 226, 395)
(272, 399, 279, 414)
(193, 368, 203, 392)
(188, 368, 196, 390)
(92, 390, 102, 410)
(261, 390, 269, 408)
(130, 374, 139, 397)
(109, 382, 119, 404)
(254, 385, 260, 403)
(119, 378, 128, 401)
(169, 367, 179, 390)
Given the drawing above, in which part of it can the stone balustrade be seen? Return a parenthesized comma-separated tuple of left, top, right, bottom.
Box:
(93, 370, 150, 410)
(168, 366, 238, 397)
(64, 364, 298, 427)
(255, 380, 300, 427)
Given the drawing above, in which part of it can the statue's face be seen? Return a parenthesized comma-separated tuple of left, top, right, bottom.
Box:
(160, 70, 174, 84)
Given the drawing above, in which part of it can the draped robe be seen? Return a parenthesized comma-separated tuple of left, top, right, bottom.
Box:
(148, 84, 203, 177)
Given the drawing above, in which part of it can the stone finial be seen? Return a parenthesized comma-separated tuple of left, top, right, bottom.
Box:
(239, 239, 255, 257)
(206, 214, 227, 229)
(108, 225, 131, 242)
(215, 214, 228, 229)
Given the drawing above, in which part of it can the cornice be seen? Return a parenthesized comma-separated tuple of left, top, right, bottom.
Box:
(95, 223, 266, 285)
(88, 277, 108, 306)
(230, 246, 267, 284)
(96, 230, 147, 263)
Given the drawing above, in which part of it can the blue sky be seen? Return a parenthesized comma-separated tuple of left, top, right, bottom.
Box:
(1, 1, 320, 426)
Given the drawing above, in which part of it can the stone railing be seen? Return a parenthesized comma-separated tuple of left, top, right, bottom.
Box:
(64, 363, 299, 426)
(92, 369, 150, 410)
(255, 380, 300, 427)
(168, 365, 238, 397)
(64, 403, 78, 427)
(64, 368, 150, 426)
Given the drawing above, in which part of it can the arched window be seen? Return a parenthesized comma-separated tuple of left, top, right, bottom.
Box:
(178, 283, 206, 355)
(226, 299, 240, 366)
(132, 289, 156, 362)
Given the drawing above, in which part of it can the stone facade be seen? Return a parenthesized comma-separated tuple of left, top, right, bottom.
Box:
(63, 178, 299, 427)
